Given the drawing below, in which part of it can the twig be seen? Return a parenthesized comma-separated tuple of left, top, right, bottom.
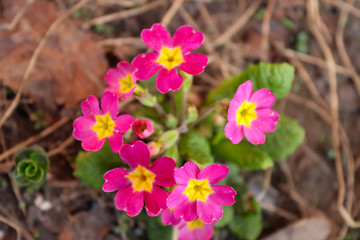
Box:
(98, 37, 145, 48)
(0, 0, 34, 31)
(47, 136, 75, 157)
(0, 214, 33, 240)
(197, 3, 220, 35)
(160, 0, 185, 28)
(0, 116, 72, 162)
(83, 0, 165, 28)
(212, 0, 262, 48)
(272, 41, 352, 77)
(255, 167, 273, 202)
(321, 0, 360, 18)
(259, 202, 298, 221)
(261, 0, 277, 62)
(0, 0, 89, 128)
(335, 0, 360, 95)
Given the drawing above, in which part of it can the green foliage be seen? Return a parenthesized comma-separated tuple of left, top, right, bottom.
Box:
(259, 115, 305, 161)
(72, 9, 89, 19)
(73, 142, 124, 189)
(229, 198, 262, 240)
(282, 18, 295, 29)
(207, 62, 295, 103)
(159, 130, 179, 149)
(94, 24, 114, 34)
(179, 131, 214, 165)
(296, 31, 309, 53)
(146, 216, 172, 240)
(12, 146, 49, 186)
(213, 141, 273, 170)
(164, 145, 180, 163)
(215, 205, 234, 228)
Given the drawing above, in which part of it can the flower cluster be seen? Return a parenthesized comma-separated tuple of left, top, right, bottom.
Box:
(72, 23, 279, 240)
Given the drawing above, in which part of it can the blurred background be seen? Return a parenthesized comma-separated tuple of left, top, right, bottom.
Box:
(1, 0, 360, 239)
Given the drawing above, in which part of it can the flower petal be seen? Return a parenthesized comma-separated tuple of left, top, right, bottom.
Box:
(252, 109, 279, 133)
(179, 224, 195, 240)
(172, 25, 204, 52)
(141, 24, 171, 52)
(73, 116, 95, 140)
(174, 162, 200, 185)
(197, 199, 222, 224)
(150, 157, 176, 187)
(114, 185, 144, 217)
(227, 98, 241, 122)
(144, 185, 168, 216)
(178, 53, 208, 75)
(174, 199, 198, 222)
(116, 61, 133, 75)
(120, 141, 150, 168)
(193, 223, 214, 240)
(167, 185, 188, 209)
(108, 132, 124, 153)
(81, 96, 101, 120)
(161, 208, 181, 226)
(81, 133, 106, 151)
(114, 114, 135, 133)
(132, 52, 161, 80)
(156, 68, 183, 93)
(104, 68, 122, 86)
(224, 121, 244, 144)
(208, 185, 236, 206)
(233, 80, 253, 103)
(198, 164, 229, 184)
(103, 168, 131, 192)
(101, 92, 119, 119)
(244, 124, 265, 145)
(250, 88, 276, 109)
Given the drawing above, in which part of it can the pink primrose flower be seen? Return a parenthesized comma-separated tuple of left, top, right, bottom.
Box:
(103, 141, 176, 217)
(167, 162, 236, 224)
(178, 219, 215, 240)
(104, 61, 137, 100)
(132, 24, 208, 93)
(224, 80, 279, 145)
(132, 119, 154, 139)
(161, 206, 181, 226)
(146, 141, 161, 157)
(73, 92, 134, 152)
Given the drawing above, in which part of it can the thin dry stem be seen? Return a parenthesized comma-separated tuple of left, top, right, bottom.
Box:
(322, 0, 360, 18)
(160, 0, 185, 28)
(261, 0, 277, 62)
(256, 167, 273, 202)
(0, 0, 89, 128)
(47, 136, 75, 157)
(0, 0, 34, 31)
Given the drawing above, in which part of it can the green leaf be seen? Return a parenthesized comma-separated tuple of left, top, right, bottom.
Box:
(259, 115, 305, 161)
(213, 140, 273, 170)
(73, 142, 124, 189)
(179, 131, 214, 165)
(159, 130, 179, 149)
(207, 62, 295, 103)
(146, 217, 172, 240)
(29, 153, 49, 170)
(164, 145, 180, 163)
(229, 198, 262, 240)
(215, 205, 234, 228)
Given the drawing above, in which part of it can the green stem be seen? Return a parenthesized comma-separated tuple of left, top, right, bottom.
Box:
(191, 104, 216, 127)
(153, 102, 167, 119)
(172, 226, 179, 240)
(170, 92, 178, 121)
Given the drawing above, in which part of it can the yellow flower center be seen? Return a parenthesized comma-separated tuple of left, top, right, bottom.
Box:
(236, 100, 257, 127)
(119, 73, 134, 93)
(188, 218, 204, 230)
(126, 165, 156, 192)
(183, 179, 214, 202)
(91, 113, 116, 140)
(156, 46, 184, 70)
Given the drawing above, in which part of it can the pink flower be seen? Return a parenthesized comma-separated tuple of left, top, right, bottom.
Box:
(133, 119, 154, 139)
(73, 92, 134, 152)
(132, 24, 208, 93)
(104, 61, 137, 100)
(167, 162, 236, 224)
(178, 219, 215, 240)
(161, 206, 181, 226)
(147, 141, 161, 157)
(103, 141, 176, 217)
(224, 80, 279, 145)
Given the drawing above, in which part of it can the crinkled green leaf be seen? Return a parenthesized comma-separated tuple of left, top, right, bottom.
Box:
(73, 142, 124, 189)
(179, 131, 214, 165)
(29, 153, 49, 170)
(164, 145, 180, 163)
(229, 198, 262, 240)
(215, 205, 234, 228)
(259, 115, 305, 161)
(213, 140, 273, 170)
(160, 130, 179, 150)
(207, 62, 295, 103)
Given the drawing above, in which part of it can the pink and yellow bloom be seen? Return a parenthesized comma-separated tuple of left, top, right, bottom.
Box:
(132, 24, 208, 93)
(133, 119, 154, 139)
(73, 92, 134, 152)
(224, 80, 279, 145)
(178, 219, 215, 240)
(167, 162, 236, 224)
(104, 61, 137, 100)
(103, 141, 176, 217)
(161, 205, 181, 226)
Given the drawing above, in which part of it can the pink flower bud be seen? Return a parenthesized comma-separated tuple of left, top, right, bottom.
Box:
(133, 119, 154, 139)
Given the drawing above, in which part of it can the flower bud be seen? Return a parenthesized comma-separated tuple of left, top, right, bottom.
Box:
(132, 119, 154, 139)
